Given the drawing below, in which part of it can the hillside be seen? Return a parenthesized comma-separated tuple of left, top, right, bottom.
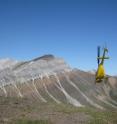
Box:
(0, 55, 117, 124)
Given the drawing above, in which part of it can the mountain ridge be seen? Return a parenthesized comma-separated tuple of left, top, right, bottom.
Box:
(0, 54, 117, 110)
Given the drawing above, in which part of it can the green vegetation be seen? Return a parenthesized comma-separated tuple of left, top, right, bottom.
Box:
(88, 110, 117, 124)
(0, 97, 117, 124)
(47, 103, 117, 124)
(11, 119, 52, 124)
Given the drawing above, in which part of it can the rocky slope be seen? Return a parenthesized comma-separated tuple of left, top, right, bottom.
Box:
(0, 54, 117, 110)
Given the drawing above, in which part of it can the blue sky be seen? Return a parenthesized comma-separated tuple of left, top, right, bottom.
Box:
(0, 0, 117, 75)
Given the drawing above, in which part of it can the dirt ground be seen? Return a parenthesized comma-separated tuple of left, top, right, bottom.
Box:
(0, 96, 117, 124)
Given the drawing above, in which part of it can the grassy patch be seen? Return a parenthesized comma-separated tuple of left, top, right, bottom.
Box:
(48, 103, 117, 124)
(11, 119, 52, 124)
(89, 110, 117, 124)
(1, 96, 117, 124)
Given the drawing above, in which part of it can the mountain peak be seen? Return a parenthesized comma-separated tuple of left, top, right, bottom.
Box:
(0, 54, 71, 85)
(32, 54, 55, 61)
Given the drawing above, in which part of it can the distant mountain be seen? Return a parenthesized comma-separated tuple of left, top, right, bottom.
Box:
(0, 54, 71, 85)
(0, 55, 117, 110)
(32, 54, 55, 61)
(0, 58, 18, 70)
(87, 69, 96, 74)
